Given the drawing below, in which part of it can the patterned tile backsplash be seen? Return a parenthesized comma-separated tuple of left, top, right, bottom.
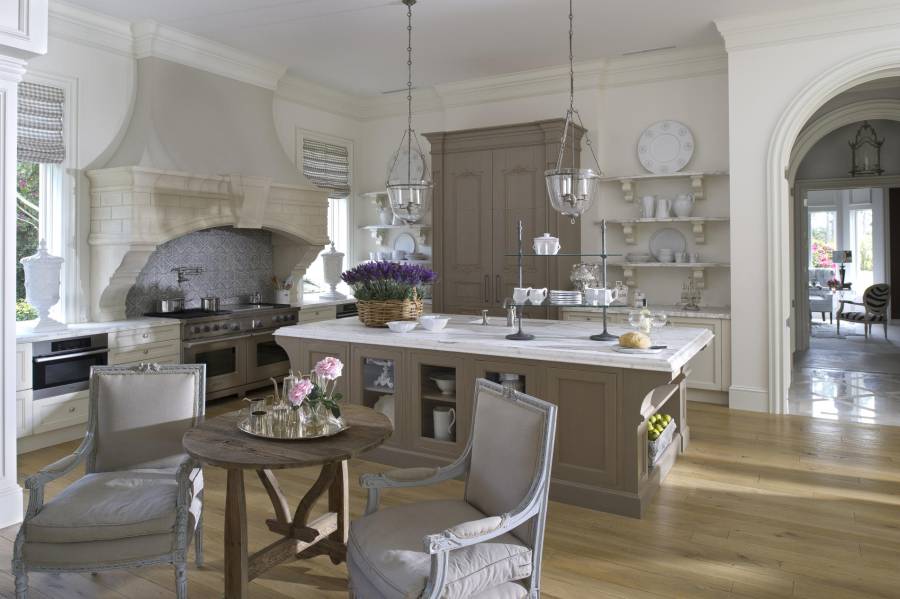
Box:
(126, 227, 274, 317)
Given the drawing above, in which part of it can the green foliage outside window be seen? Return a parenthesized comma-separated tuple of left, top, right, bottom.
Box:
(16, 162, 39, 321)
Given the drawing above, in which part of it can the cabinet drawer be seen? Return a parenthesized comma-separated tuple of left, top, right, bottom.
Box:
(299, 306, 336, 323)
(109, 325, 180, 349)
(119, 353, 181, 367)
(561, 310, 627, 325)
(110, 340, 181, 365)
(33, 392, 89, 434)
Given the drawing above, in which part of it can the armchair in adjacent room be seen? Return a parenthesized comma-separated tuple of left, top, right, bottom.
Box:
(837, 284, 891, 339)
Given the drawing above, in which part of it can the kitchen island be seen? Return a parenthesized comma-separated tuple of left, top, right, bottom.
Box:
(275, 316, 713, 517)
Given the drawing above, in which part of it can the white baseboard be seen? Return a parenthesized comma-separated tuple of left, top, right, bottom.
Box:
(0, 481, 23, 528)
(688, 389, 729, 405)
(728, 385, 769, 413)
(18, 424, 85, 455)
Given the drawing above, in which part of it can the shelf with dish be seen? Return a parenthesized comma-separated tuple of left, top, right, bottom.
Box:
(599, 170, 729, 202)
(604, 217, 729, 244)
(360, 224, 431, 246)
(612, 262, 730, 289)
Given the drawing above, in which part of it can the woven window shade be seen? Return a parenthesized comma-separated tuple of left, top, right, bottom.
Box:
(302, 138, 350, 199)
(17, 82, 66, 164)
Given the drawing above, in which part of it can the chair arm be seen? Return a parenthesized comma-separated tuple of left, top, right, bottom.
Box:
(24, 434, 92, 490)
(360, 459, 469, 515)
(838, 299, 864, 307)
(174, 456, 202, 509)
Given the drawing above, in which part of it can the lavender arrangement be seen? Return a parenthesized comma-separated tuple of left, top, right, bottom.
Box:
(341, 261, 437, 301)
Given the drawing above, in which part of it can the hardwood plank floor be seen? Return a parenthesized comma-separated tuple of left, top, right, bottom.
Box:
(5, 400, 899, 598)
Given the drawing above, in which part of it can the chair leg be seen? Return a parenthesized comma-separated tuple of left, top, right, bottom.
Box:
(195, 511, 204, 567)
(14, 568, 27, 599)
(885, 320, 889, 340)
(175, 562, 188, 599)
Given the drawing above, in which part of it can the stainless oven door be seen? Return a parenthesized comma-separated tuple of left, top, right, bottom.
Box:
(183, 334, 249, 395)
(246, 331, 291, 383)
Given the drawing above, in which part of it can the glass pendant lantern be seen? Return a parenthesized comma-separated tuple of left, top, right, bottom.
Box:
(386, 0, 432, 225)
(545, 0, 603, 223)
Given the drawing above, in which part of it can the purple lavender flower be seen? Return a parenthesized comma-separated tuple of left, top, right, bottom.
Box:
(341, 261, 437, 301)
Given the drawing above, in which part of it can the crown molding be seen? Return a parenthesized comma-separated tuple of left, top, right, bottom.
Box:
(49, 0, 132, 56)
(276, 74, 365, 120)
(602, 45, 727, 87)
(715, 0, 900, 52)
(131, 20, 286, 90)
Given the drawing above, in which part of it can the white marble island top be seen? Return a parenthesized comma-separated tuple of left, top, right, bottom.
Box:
(275, 315, 714, 375)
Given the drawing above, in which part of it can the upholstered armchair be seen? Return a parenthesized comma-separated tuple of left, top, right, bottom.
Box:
(809, 288, 834, 323)
(837, 283, 891, 339)
(349, 378, 558, 599)
(13, 364, 206, 599)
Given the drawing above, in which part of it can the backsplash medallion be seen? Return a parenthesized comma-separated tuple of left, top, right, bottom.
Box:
(126, 227, 274, 317)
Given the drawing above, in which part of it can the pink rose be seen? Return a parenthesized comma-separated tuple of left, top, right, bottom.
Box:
(314, 356, 344, 381)
(290, 378, 314, 406)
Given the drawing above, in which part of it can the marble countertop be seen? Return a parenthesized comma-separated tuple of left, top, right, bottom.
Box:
(275, 315, 714, 375)
(16, 317, 180, 343)
(561, 305, 732, 320)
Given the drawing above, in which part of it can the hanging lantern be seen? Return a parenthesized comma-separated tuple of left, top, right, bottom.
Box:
(386, 0, 432, 224)
(545, 0, 603, 223)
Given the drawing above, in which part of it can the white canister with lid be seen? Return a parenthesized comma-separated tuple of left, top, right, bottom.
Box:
(532, 233, 560, 255)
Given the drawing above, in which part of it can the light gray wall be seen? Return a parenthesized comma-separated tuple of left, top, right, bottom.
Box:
(797, 119, 900, 179)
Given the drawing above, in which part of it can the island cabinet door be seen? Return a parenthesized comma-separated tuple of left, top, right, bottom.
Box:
(473, 358, 543, 398)
(543, 366, 621, 489)
(666, 317, 722, 391)
(408, 350, 472, 460)
(295, 340, 350, 400)
(350, 345, 406, 449)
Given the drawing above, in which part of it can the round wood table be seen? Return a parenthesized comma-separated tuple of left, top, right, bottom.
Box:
(183, 405, 392, 599)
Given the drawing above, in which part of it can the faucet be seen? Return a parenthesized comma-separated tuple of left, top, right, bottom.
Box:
(502, 298, 517, 327)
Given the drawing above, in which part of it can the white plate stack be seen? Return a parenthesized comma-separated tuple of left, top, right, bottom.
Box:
(550, 290, 583, 305)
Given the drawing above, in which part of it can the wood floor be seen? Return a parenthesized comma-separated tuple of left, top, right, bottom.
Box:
(3, 400, 899, 598)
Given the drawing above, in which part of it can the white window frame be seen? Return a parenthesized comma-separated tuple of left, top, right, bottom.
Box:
(295, 128, 355, 292)
(23, 70, 78, 323)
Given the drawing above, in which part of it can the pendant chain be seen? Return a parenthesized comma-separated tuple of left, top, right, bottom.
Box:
(568, 0, 574, 112)
(407, 2, 413, 183)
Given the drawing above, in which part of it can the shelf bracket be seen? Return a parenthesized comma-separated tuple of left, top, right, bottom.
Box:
(413, 228, 430, 246)
(690, 175, 705, 200)
(691, 267, 706, 289)
(623, 266, 636, 287)
(621, 222, 637, 245)
(620, 179, 634, 203)
(692, 221, 706, 244)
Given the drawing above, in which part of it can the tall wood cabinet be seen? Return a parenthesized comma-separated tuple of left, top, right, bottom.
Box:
(425, 120, 584, 317)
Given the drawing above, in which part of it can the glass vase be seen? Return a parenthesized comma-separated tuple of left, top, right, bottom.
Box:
(302, 402, 328, 435)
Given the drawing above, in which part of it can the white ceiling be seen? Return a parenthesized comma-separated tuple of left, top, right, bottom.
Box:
(63, 0, 825, 95)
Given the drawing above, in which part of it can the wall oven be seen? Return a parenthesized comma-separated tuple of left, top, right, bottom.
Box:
(32, 334, 109, 400)
(182, 333, 250, 397)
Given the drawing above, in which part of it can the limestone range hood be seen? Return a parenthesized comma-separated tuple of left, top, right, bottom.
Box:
(86, 56, 329, 321)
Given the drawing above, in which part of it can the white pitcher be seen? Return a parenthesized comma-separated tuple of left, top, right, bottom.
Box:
(640, 195, 656, 219)
(433, 406, 456, 442)
(655, 197, 671, 219)
(673, 193, 694, 217)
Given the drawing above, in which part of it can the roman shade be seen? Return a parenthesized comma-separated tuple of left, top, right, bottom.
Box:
(17, 82, 66, 164)
(302, 138, 351, 199)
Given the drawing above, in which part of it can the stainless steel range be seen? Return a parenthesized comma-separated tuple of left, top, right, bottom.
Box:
(146, 304, 299, 400)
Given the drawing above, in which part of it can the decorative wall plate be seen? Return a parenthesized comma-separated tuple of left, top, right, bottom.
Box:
(648, 227, 687, 261)
(394, 232, 416, 254)
(637, 120, 694, 174)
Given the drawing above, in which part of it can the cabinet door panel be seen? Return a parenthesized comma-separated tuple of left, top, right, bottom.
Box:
(544, 366, 620, 487)
(492, 146, 548, 314)
(350, 345, 406, 449)
(667, 318, 721, 391)
(442, 151, 494, 314)
(408, 350, 471, 460)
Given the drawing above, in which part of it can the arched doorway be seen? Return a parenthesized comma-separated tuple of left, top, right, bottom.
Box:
(767, 48, 900, 414)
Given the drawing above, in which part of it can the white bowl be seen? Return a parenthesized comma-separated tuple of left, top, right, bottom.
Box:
(430, 375, 456, 395)
(419, 315, 450, 331)
(386, 320, 417, 333)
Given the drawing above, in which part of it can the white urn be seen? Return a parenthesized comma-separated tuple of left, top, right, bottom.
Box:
(319, 242, 346, 301)
(20, 240, 66, 331)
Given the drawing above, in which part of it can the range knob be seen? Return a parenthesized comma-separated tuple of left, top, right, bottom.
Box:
(252, 319, 263, 329)
(203, 325, 211, 332)
(191, 326, 201, 334)
(230, 323, 240, 331)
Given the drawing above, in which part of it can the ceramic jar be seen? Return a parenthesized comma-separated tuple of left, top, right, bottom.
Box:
(533, 233, 560, 255)
(673, 193, 694, 217)
(20, 240, 65, 331)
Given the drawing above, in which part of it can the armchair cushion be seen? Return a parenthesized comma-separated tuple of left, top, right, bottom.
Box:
(22, 533, 176, 568)
(25, 468, 184, 543)
(348, 499, 531, 599)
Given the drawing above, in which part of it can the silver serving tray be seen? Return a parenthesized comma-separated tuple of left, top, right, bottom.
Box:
(237, 413, 350, 440)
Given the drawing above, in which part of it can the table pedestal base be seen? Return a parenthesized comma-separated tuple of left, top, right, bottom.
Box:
(223, 461, 349, 599)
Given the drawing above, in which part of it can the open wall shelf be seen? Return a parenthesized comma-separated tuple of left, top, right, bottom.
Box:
(605, 217, 730, 244)
(599, 170, 729, 202)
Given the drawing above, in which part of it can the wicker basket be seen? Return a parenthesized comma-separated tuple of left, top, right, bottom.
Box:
(356, 292, 423, 327)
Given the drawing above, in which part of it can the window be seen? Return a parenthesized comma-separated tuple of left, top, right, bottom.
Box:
(296, 130, 353, 294)
(809, 209, 837, 269)
(16, 79, 69, 321)
(849, 207, 874, 290)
